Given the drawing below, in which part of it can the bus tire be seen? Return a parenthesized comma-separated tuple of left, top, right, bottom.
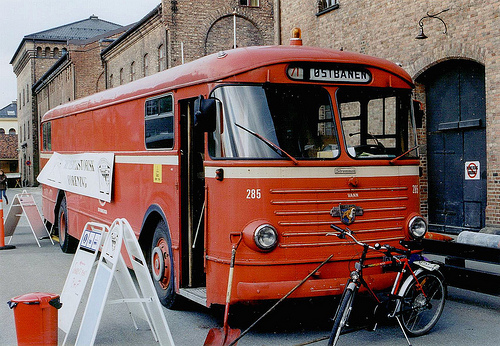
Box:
(57, 198, 77, 253)
(150, 219, 179, 309)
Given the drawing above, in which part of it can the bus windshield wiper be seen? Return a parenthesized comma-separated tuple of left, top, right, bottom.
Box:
(235, 123, 298, 165)
(390, 145, 419, 164)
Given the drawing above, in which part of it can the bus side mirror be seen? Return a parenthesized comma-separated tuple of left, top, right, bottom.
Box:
(194, 96, 217, 132)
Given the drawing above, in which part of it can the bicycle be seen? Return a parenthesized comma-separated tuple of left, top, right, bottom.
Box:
(327, 224, 446, 346)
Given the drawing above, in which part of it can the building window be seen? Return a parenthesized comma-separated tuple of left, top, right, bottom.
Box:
(158, 44, 166, 71)
(0, 129, 4, 134)
(9, 128, 16, 135)
(240, 0, 259, 6)
(119, 68, 124, 85)
(53, 47, 60, 57)
(318, 0, 339, 14)
(130, 61, 136, 81)
(144, 53, 149, 77)
(45, 47, 51, 57)
(42, 122, 51, 151)
(109, 74, 114, 88)
(36, 47, 42, 57)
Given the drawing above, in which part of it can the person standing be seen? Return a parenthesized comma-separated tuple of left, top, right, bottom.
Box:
(0, 170, 8, 204)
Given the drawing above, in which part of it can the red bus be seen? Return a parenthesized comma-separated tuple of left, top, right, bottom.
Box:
(39, 42, 426, 309)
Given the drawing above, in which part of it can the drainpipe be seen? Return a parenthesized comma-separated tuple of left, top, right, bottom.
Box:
(275, 0, 281, 45)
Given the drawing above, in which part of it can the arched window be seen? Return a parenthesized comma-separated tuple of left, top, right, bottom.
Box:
(109, 74, 114, 88)
(9, 128, 16, 135)
(240, 0, 260, 6)
(53, 47, 60, 57)
(45, 47, 51, 57)
(36, 47, 42, 57)
(62, 48, 67, 55)
(143, 53, 149, 77)
(130, 61, 136, 81)
(119, 68, 124, 85)
(158, 45, 166, 71)
(0, 128, 5, 134)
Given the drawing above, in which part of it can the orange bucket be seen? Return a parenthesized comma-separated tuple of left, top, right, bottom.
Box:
(8, 292, 61, 346)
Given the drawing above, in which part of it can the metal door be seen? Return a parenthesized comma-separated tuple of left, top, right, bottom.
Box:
(424, 60, 486, 234)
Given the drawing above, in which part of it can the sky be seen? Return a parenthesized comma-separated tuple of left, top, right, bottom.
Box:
(0, 0, 161, 108)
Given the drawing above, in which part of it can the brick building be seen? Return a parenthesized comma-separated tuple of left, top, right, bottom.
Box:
(33, 25, 131, 118)
(278, 0, 496, 232)
(0, 102, 19, 184)
(11, 2, 276, 186)
(101, 5, 166, 87)
(10, 16, 124, 186)
(163, 0, 275, 64)
(102, 1, 276, 88)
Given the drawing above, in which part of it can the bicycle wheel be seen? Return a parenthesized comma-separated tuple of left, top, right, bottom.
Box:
(399, 271, 446, 336)
(328, 285, 356, 346)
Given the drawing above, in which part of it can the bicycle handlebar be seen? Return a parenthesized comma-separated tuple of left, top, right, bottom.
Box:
(329, 224, 410, 257)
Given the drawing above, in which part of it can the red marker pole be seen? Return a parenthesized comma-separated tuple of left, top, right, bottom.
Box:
(0, 198, 16, 250)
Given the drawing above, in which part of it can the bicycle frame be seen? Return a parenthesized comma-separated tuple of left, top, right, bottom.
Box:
(336, 225, 422, 294)
(328, 224, 440, 346)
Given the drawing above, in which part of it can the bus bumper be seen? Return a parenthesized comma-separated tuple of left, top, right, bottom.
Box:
(233, 272, 396, 303)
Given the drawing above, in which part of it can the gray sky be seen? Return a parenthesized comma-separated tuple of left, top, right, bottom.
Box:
(0, 0, 161, 108)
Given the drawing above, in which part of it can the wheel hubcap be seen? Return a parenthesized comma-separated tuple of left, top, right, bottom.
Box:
(152, 238, 170, 289)
(152, 247, 165, 281)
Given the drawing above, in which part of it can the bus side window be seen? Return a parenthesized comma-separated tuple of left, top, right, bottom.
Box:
(145, 94, 174, 149)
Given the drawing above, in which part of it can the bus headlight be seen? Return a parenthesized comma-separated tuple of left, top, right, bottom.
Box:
(254, 224, 278, 251)
(408, 216, 427, 239)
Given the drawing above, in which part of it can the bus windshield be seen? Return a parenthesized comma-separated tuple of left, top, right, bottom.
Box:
(337, 86, 417, 159)
(210, 84, 339, 159)
(209, 84, 417, 160)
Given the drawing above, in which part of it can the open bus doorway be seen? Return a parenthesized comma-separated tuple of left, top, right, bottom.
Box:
(180, 98, 206, 291)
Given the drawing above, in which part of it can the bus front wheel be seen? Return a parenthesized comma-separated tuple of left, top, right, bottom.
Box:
(150, 220, 179, 309)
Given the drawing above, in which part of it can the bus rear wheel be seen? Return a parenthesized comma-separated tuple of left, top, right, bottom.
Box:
(57, 198, 77, 253)
(150, 220, 179, 309)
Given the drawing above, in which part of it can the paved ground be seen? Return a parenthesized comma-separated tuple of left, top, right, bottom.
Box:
(1, 187, 500, 345)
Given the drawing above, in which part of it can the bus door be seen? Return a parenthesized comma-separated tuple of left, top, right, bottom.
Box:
(179, 98, 206, 288)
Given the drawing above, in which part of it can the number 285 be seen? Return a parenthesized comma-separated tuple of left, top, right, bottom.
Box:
(246, 189, 261, 199)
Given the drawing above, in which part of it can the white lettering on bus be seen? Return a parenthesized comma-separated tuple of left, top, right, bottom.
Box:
(246, 189, 262, 199)
(310, 68, 371, 83)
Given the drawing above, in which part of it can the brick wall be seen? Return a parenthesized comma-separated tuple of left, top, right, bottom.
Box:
(279, 0, 500, 227)
(163, 0, 274, 66)
(103, 12, 166, 86)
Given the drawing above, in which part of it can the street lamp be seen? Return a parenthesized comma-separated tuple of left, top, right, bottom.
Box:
(416, 9, 449, 39)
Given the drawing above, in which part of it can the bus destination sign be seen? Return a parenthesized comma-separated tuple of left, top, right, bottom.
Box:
(287, 65, 372, 84)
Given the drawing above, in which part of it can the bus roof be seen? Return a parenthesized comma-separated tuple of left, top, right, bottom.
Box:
(42, 45, 413, 121)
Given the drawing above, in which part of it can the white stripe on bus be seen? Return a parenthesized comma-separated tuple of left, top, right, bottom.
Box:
(204, 165, 418, 179)
(40, 153, 179, 166)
